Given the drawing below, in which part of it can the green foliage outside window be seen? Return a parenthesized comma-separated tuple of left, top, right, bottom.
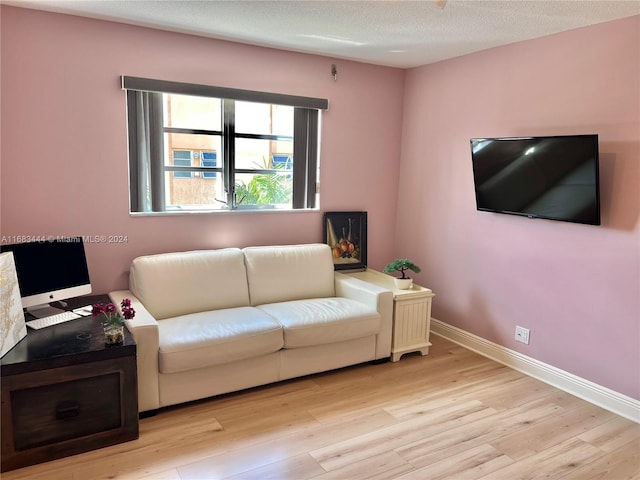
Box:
(235, 158, 292, 206)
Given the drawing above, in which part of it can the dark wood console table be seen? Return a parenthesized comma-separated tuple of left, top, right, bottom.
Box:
(1, 295, 138, 472)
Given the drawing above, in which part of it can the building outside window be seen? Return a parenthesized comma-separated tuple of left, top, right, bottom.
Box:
(124, 76, 326, 213)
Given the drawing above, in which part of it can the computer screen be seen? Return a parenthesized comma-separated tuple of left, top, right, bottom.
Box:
(0, 237, 92, 315)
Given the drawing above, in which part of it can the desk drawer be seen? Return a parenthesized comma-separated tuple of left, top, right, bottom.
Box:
(11, 373, 121, 451)
(1, 333, 138, 472)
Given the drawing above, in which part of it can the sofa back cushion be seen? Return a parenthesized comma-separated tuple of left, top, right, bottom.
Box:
(243, 244, 335, 306)
(129, 249, 250, 320)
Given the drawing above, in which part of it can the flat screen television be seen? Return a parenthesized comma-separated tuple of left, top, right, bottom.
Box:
(0, 237, 92, 316)
(470, 134, 600, 225)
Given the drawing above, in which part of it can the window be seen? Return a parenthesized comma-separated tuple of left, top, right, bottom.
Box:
(272, 154, 293, 169)
(273, 154, 293, 180)
(202, 151, 217, 179)
(123, 76, 327, 213)
(172, 150, 192, 178)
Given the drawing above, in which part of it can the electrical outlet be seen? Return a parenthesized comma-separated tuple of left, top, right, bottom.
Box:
(515, 326, 530, 345)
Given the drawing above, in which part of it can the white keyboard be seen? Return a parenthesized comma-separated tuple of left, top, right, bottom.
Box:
(26, 311, 83, 330)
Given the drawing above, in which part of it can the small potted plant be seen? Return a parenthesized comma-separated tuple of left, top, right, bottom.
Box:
(383, 259, 421, 289)
(92, 298, 135, 345)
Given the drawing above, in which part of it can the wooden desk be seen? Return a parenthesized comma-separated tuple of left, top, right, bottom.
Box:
(1, 295, 138, 471)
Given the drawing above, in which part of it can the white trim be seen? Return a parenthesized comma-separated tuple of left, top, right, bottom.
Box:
(431, 318, 640, 423)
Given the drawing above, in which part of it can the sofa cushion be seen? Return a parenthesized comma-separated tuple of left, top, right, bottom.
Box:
(130, 249, 250, 320)
(243, 244, 335, 306)
(157, 307, 283, 374)
(257, 297, 380, 348)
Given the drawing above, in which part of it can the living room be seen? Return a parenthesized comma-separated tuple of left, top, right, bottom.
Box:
(1, 1, 638, 478)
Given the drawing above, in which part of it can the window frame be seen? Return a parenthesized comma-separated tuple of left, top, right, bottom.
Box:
(123, 76, 327, 213)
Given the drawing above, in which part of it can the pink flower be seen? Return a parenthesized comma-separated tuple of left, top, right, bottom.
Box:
(121, 301, 135, 320)
(91, 298, 136, 326)
(91, 303, 105, 316)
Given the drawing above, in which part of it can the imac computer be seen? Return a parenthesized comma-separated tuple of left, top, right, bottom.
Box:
(0, 237, 92, 318)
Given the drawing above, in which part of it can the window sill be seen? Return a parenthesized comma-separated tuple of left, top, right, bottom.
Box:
(129, 207, 320, 217)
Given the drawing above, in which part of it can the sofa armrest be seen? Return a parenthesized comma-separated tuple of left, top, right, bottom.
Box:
(110, 290, 160, 412)
(334, 273, 393, 359)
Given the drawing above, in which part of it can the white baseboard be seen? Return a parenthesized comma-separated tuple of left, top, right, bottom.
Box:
(431, 318, 640, 423)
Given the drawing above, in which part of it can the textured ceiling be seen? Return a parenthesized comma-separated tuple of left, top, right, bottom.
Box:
(6, 0, 640, 68)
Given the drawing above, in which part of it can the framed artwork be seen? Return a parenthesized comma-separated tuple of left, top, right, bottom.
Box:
(0, 252, 27, 357)
(323, 211, 367, 271)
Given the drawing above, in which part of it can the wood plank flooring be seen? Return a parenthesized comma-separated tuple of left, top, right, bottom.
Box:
(3, 336, 639, 480)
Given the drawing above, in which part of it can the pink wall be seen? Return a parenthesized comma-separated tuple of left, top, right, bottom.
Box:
(397, 16, 640, 399)
(0, 7, 403, 291)
(2, 6, 638, 400)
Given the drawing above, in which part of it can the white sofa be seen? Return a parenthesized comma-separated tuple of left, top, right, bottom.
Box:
(110, 243, 393, 413)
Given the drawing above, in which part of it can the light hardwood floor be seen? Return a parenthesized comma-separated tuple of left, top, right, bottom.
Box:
(3, 336, 639, 480)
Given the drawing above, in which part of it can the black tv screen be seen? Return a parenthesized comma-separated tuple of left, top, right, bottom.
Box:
(470, 134, 600, 225)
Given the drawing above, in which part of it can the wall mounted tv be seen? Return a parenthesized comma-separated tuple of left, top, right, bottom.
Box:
(470, 134, 600, 225)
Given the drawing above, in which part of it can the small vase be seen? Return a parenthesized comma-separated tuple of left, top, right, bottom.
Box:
(104, 324, 124, 345)
(394, 278, 413, 290)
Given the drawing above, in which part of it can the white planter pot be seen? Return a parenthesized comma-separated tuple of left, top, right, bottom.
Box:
(394, 278, 413, 290)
